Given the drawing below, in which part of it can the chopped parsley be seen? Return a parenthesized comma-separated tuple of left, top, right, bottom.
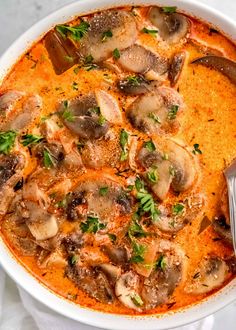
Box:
(98, 114, 107, 126)
(131, 293, 144, 306)
(162, 6, 177, 13)
(99, 186, 109, 196)
(135, 177, 145, 192)
(120, 129, 129, 161)
(136, 191, 160, 222)
(56, 21, 90, 41)
(108, 233, 117, 243)
(127, 75, 142, 86)
(155, 255, 166, 270)
(128, 219, 147, 238)
(64, 55, 74, 63)
(113, 48, 120, 59)
(148, 112, 161, 124)
(101, 29, 113, 42)
(147, 167, 159, 183)
(193, 143, 202, 155)
(80, 215, 106, 233)
(144, 140, 156, 152)
(162, 153, 169, 160)
(73, 66, 80, 74)
(43, 149, 55, 168)
(62, 100, 75, 122)
(0, 131, 17, 154)
(172, 203, 185, 215)
(85, 54, 94, 63)
(142, 27, 158, 37)
(168, 105, 179, 120)
(130, 241, 146, 263)
(69, 254, 78, 265)
(21, 134, 43, 147)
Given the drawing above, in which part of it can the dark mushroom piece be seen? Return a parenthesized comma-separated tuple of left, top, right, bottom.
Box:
(0, 153, 25, 214)
(44, 30, 80, 75)
(148, 7, 190, 44)
(0, 90, 25, 114)
(117, 44, 168, 77)
(186, 256, 228, 294)
(59, 94, 110, 140)
(117, 75, 153, 95)
(192, 56, 236, 85)
(127, 86, 183, 136)
(212, 215, 232, 245)
(169, 51, 187, 86)
(80, 10, 137, 62)
(67, 263, 115, 303)
(101, 245, 129, 266)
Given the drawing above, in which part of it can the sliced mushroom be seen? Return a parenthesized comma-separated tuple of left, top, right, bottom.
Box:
(95, 90, 122, 124)
(117, 75, 153, 95)
(148, 7, 190, 44)
(117, 45, 168, 76)
(67, 264, 115, 303)
(59, 94, 109, 139)
(8, 95, 42, 131)
(0, 90, 25, 114)
(80, 10, 137, 62)
(192, 56, 236, 85)
(127, 87, 183, 136)
(134, 239, 159, 277)
(212, 215, 232, 245)
(101, 245, 129, 266)
(115, 271, 141, 310)
(0, 153, 25, 214)
(97, 263, 121, 283)
(44, 30, 80, 75)
(138, 146, 173, 201)
(186, 256, 228, 294)
(141, 240, 186, 310)
(24, 201, 58, 241)
(169, 51, 187, 86)
(164, 139, 196, 192)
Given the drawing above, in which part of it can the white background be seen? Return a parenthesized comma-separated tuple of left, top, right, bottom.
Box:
(0, 0, 235, 329)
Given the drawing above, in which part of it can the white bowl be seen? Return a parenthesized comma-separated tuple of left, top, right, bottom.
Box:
(0, 1, 235, 329)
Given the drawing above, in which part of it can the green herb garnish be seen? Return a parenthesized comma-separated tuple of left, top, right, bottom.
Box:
(64, 55, 74, 63)
(21, 134, 43, 147)
(101, 29, 113, 42)
(99, 186, 109, 196)
(193, 143, 202, 155)
(169, 165, 176, 176)
(70, 254, 78, 265)
(127, 75, 142, 86)
(130, 241, 146, 263)
(108, 233, 117, 243)
(155, 255, 166, 270)
(43, 149, 55, 168)
(137, 191, 160, 222)
(147, 167, 159, 183)
(144, 140, 156, 152)
(148, 112, 161, 124)
(142, 27, 158, 36)
(113, 48, 120, 59)
(98, 114, 107, 126)
(56, 21, 90, 41)
(162, 6, 177, 13)
(62, 110, 75, 122)
(128, 220, 147, 238)
(80, 215, 106, 233)
(0, 131, 17, 154)
(72, 81, 78, 90)
(172, 203, 185, 215)
(131, 293, 144, 306)
(120, 129, 129, 161)
(168, 105, 179, 120)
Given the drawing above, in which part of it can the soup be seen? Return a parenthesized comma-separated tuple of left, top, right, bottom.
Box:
(0, 5, 235, 315)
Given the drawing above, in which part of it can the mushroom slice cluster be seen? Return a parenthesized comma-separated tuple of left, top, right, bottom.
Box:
(127, 86, 183, 136)
(0, 153, 25, 214)
(80, 10, 138, 62)
(66, 174, 131, 222)
(0, 90, 25, 114)
(141, 240, 186, 310)
(169, 51, 187, 86)
(186, 256, 229, 294)
(117, 75, 154, 95)
(117, 44, 168, 77)
(148, 7, 190, 44)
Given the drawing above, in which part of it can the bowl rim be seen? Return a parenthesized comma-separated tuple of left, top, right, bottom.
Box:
(0, 0, 236, 329)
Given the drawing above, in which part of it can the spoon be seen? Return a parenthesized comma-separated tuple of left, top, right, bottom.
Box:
(224, 159, 236, 255)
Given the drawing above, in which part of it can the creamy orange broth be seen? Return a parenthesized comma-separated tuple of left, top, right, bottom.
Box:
(0, 6, 235, 315)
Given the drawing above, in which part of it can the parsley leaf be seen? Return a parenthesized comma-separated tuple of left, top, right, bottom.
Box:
(135, 177, 145, 192)
(99, 186, 108, 196)
(127, 75, 142, 86)
(69, 254, 78, 265)
(56, 21, 90, 41)
(148, 112, 161, 124)
(155, 255, 166, 270)
(101, 29, 113, 42)
(142, 27, 158, 36)
(97, 114, 107, 126)
(193, 143, 202, 155)
(144, 140, 156, 152)
(162, 6, 177, 13)
(108, 233, 117, 243)
(62, 100, 75, 122)
(80, 215, 106, 233)
(113, 48, 120, 59)
(131, 293, 144, 306)
(147, 167, 159, 183)
(21, 134, 43, 147)
(0, 131, 17, 154)
(168, 105, 179, 120)
(120, 129, 129, 161)
(130, 241, 146, 263)
(172, 203, 185, 215)
(137, 191, 160, 222)
(128, 219, 147, 238)
(43, 149, 55, 168)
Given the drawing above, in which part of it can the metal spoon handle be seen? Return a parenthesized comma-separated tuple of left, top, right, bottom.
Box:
(226, 175, 236, 255)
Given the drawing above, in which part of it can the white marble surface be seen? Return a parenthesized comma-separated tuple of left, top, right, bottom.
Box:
(0, 0, 235, 329)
